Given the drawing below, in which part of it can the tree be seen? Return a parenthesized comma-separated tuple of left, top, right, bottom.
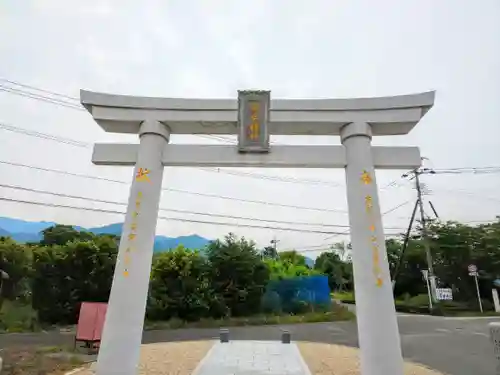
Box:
(40, 225, 94, 246)
(391, 238, 428, 297)
(147, 246, 215, 321)
(314, 251, 343, 290)
(32, 236, 117, 324)
(278, 250, 306, 266)
(0, 237, 32, 306)
(330, 241, 352, 262)
(265, 258, 320, 280)
(314, 249, 354, 291)
(427, 220, 500, 303)
(206, 233, 270, 317)
(261, 246, 278, 259)
(0, 268, 9, 310)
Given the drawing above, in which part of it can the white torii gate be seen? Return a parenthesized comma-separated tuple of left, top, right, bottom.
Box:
(81, 89, 435, 375)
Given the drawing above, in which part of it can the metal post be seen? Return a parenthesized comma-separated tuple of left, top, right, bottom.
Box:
(423, 270, 433, 310)
(341, 122, 404, 375)
(96, 120, 170, 375)
(220, 329, 229, 343)
(475, 275, 483, 313)
(415, 172, 437, 302)
(281, 330, 291, 344)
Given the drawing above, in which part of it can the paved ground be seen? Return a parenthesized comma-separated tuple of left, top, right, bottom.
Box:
(192, 341, 311, 375)
(1, 315, 497, 375)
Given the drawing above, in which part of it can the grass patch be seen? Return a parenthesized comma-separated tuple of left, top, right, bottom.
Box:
(0, 300, 39, 333)
(331, 291, 355, 304)
(0, 346, 83, 375)
(1, 301, 354, 334)
(443, 311, 500, 317)
(145, 302, 354, 330)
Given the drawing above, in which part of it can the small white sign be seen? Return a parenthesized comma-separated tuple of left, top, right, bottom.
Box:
(469, 271, 478, 277)
(436, 288, 453, 301)
(468, 264, 477, 273)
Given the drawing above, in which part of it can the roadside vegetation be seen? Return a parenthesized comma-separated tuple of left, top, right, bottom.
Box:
(1, 217, 499, 334)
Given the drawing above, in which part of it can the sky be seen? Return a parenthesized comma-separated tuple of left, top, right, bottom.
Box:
(0, 0, 499, 257)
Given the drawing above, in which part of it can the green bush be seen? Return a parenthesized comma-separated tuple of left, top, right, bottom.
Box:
(479, 299, 494, 312)
(430, 305, 445, 316)
(260, 290, 282, 314)
(439, 300, 468, 311)
(332, 291, 355, 304)
(407, 294, 431, 307)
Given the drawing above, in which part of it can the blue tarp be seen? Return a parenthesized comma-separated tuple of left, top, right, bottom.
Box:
(262, 275, 331, 314)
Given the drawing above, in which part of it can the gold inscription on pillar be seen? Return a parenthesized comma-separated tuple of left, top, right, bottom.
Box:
(123, 190, 143, 277)
(362, 170, 383, 287)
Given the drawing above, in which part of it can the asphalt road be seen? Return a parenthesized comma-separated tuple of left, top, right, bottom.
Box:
(0, 315, 496, 375)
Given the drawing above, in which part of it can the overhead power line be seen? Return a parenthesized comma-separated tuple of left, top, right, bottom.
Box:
(0, 85, 84, 111)
(0, 182, 389, 229)
(0, 79, 235, 144)
(0, 159, 349, 214)
(301, 199, 412, 250)
(0, 122, 90, 148)
(0, 78, 80, 101)
(0, 196, 348, 236)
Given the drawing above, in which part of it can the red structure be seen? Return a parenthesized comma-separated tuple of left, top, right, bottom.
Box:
(75, 302, 108, 352)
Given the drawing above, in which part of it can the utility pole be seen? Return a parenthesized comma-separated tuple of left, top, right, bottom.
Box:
(394, 166, 439, 302)
(271, 236, 279, 251)
(414, 169, 437, 302)
(270, 237, 279, 258)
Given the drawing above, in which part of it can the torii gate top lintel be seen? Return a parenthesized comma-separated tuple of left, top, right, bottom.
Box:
(80, 89, 435, 136)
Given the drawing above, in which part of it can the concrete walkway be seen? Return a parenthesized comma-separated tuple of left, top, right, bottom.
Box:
(192, 341, 312, 375)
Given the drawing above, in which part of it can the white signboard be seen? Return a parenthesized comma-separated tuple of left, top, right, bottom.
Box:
(436, 288, 453, 301)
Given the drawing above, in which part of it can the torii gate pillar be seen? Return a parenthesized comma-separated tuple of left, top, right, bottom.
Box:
(342, 121, 404, 375)
(95, 120, 170, 375)
(81, 89, 435, 375)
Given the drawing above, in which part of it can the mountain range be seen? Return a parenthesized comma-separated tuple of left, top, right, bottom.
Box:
(0, 216, 211, 252)
(0, 217, 315, 264)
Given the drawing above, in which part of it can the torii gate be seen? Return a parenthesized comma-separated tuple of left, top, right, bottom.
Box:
(81, 89, 435, 375)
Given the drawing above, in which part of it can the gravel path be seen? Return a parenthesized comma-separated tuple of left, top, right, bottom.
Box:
(73, 341, 214, 375)
(298, 342, 446, 375)
(69, 341, 445, 375)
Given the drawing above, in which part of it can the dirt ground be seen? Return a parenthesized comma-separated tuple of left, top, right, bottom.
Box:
(0, 346, 83, 375)
(2, 340, 447, 375)
(298, 342, 446, 375)
(72, 340, 214, 375)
